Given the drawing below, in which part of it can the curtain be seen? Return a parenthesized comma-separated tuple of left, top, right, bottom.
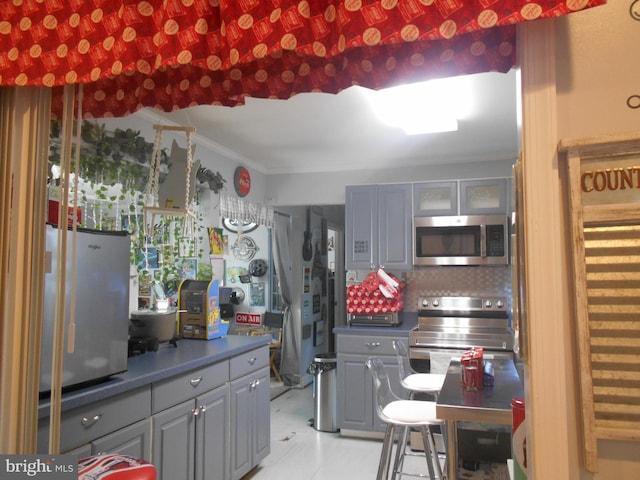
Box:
(220, 193, 275, 228)
(0, 87, 51, 453)
(271, 211, 299, 386)
(0, 1, 605, 117)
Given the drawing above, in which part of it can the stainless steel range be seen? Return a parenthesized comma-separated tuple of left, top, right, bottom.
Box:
(409, 295, 514, 374)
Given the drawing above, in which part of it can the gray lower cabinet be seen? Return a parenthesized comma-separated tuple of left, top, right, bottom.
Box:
(38, 344, 271, 480)
(336, 334, 407, 432)
(37, 385, 152, 455)
(152, 383, 229, 480)
(230, 365, 270, 480)
(92, 418, 152, 459)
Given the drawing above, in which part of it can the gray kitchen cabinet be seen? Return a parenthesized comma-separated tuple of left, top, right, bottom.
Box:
(414, 178, 510, 217)
(459, 178, 508, 215)
(92, 418, 152, 460)
(336, 334, 407, 432)
(413, 181, 458, 216)
(37, 340, 271, 480)
(152, 383, 229, 480)
(37, 385, 152, 454)
(346, 184, 412, 271)
(230, 360, 270, 480)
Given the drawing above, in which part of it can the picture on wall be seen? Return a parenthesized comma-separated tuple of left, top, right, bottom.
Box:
(180, 259, 197, 279)
(250, 283, 265, 307)
(303, 266, 311, 293)
(137, 246, 159, 269)
(208, 227, 224, 255)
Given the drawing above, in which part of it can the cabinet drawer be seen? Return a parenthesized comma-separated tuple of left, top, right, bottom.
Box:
(152, 360, 229, 413)
(337, 335, 406, 356)
(230, 347, 268, 380)
(38, 386, 151, 453)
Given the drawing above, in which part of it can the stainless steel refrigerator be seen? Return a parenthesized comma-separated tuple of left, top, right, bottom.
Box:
(40, 224, 131, 393)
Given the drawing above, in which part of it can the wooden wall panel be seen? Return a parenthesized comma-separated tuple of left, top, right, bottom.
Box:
(561, 134, 640, 471)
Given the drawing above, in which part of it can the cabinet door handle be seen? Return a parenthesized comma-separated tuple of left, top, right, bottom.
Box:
(199, 405, 207, 414)
(190, 376, 203, 387)
(366, 342, 381, 348)
(192, 408, 199, 417)
(81, 412, 103, 426)
(247, 357, 256, 365)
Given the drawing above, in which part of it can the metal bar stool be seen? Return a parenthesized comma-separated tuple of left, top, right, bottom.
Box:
(392, 340, 447, 478)
(78, 454, 157, 480)
(366, 357, 444, 480)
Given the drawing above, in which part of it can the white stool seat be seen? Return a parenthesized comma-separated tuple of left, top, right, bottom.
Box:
(403, 373, 445, 394)
(382, 399, 441, 426)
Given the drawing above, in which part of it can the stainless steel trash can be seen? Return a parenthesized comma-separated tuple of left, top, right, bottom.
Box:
(308, 353, 338, 432)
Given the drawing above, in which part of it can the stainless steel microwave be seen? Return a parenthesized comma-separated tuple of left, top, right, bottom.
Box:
(413, 214, 509, 266)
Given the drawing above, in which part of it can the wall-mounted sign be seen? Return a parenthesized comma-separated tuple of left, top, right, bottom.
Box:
(234, 166, 251, 197)
(235, 312, 262, 325)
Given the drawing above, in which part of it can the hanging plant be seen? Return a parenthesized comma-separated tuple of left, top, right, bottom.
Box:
(196, 166, 226, 194)
(49, 119, 170, 191)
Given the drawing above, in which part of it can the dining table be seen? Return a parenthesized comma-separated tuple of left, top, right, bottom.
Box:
(436, 357, 524, 480)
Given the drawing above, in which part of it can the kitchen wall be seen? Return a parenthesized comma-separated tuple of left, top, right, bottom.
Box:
(553, 2, 640, 478)
(266, 159, 515, 207)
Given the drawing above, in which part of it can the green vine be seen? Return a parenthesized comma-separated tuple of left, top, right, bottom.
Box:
(48, 120, 217, 300)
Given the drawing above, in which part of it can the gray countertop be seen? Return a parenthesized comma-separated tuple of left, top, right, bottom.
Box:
(333, 311, 417, 336)
(38, 335, 270, 419)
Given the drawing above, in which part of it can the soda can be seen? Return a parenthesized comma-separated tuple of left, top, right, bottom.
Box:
(512, 398, 527, 479)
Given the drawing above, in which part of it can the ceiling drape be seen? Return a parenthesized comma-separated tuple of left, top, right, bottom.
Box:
(0, 0, 605, 117)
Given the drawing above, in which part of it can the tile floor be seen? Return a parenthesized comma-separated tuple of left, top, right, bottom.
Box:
(243, 382, 435, 480)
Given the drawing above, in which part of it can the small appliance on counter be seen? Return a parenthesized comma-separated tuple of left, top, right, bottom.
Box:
(129, 280, 179, 355)
(40, 224, 130, 393)
(178, 279, 228, 339)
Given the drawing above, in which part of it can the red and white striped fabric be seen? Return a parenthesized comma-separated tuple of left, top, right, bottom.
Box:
(78, 455, 156, 480)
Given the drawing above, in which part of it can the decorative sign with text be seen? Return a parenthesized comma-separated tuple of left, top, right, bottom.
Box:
(235, 312, 262, 325)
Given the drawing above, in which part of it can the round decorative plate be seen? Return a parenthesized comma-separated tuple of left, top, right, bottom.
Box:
(234, 166, 251, 197)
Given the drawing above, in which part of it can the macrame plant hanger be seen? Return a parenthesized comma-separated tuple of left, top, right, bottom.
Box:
(144, 124, 197, 245)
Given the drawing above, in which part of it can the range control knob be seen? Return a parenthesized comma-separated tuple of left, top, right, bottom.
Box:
(496, 300, 505, 309)
(432, 299, 440, 307)
(485, 300, 492, 308)
(421, 299, 429, 307)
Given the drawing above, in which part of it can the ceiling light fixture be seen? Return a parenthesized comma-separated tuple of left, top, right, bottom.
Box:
(368, 75, 473, 135)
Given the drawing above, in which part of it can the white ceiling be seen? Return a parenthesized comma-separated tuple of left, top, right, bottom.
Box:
(142, 69, 520, 176)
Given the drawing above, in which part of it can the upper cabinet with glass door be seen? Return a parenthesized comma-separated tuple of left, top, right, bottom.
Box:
(414, 178, 509, 216)
(459, 178, 508, 215)
(413, 181, 458, 216)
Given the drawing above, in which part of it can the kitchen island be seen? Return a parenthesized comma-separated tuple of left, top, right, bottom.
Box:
(38, 335, 270, 480)
(436, 357, 524, 480)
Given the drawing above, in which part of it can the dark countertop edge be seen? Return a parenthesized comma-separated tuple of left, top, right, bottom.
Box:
(38, 335, 270, 419)
(333, 311, 417, 336)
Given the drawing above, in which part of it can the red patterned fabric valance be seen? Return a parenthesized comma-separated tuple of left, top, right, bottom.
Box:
(0, 0, 605, 117)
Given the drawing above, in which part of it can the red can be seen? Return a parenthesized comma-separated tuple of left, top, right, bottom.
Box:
(461, 347, 484, 390)
(512, 398, 527, 479)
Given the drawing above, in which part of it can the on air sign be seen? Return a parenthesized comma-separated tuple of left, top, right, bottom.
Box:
(235, 312, 262, 325)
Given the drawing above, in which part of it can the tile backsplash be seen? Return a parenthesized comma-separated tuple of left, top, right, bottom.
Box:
(402, 266, 511, 312)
